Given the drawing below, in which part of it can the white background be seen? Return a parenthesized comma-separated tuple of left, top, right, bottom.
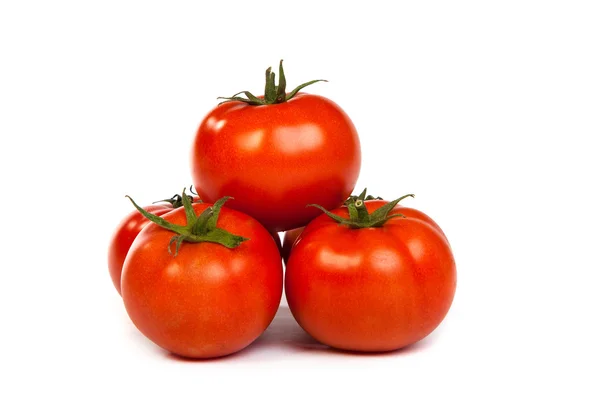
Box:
(1, 0, 599, 398)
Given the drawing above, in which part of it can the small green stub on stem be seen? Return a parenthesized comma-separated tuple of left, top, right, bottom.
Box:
(308, 189, 415, 229)
(127, 189, 248, 256)
(153, 192, 199, 208)
(217, 60, 327, 105)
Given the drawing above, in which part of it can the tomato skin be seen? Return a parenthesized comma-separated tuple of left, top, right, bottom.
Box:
(190, 93, 361, 232)
(285, 200, 456, 352)
(121, 203, 283, 359)
(108, 204, 173, 295)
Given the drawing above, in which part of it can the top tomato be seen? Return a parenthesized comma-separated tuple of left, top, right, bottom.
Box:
(190, 61, 361, 232)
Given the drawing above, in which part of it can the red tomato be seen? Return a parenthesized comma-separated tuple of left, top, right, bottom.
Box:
(121, 201, 283, 359)
(108, 204, 173, 295)
(190, 62, 361, 231)
(285, 198, 456, 352)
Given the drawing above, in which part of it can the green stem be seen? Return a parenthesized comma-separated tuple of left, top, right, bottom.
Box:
(344, 188, 383, 207)
(218, 60, 327, 105)
(309, 189, 415, 229)
(153, 192, 198, 208)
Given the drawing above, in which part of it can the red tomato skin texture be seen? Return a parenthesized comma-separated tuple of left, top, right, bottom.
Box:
(285, 201, 456, 352)
(108, 204, 173, 295)
(190, 93, 361, 232)
(121, 203, 283, 359)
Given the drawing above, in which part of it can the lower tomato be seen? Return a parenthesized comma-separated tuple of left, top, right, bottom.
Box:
(285, 198, 456, 352)
(121, 201, 283, 359)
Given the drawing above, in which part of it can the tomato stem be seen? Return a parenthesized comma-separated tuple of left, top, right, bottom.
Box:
(153, 192, 199, 208)
(344, 188, 383, 207)
(188, 185, 199, 197)
(127, 189, 248, 256)
(308, 189, 414, 229)
(217, 60, 327, 105)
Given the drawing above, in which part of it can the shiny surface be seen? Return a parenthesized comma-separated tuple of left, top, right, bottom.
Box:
(107, 204, 173, 295)
(285, 200, 456, 352)
(282, 227, 304, 264)
(191, 93, 361, 231)
(121, 203, 283, 359)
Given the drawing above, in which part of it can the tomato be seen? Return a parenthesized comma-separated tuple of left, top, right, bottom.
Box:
(108, 193, 200, 295)
(190, 61, 361, 232)
(121, 197, 283, 359)
(285, 195, 456, 352)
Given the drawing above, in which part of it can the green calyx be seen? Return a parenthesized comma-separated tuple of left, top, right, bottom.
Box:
(127, 190, 248, 256)
(217, 60, 327, 105)
(309, 188, 415, 229)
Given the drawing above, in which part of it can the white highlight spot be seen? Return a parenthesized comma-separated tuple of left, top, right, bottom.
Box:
(274, 124, 324, 154)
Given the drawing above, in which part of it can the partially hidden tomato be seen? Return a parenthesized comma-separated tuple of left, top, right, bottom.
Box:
(285, 193, 456, 352)
(108, 193, 191, 295)
(121, 195, 283, 359)
(190, 61, 361, 232)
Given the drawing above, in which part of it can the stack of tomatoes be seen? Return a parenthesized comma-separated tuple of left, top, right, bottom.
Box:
(108, 62, 456, 358)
